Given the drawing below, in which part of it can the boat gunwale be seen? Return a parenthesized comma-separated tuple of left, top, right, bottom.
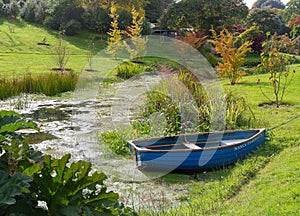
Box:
(128, 128, 266, 153)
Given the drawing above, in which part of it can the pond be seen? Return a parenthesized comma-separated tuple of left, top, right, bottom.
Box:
(0, 71, 192, 213)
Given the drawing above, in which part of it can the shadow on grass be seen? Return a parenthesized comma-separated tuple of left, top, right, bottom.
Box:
(7, 18, 26, 28)
(258, 101, 296, 108)
(19, 20, 106, 53)
(223, 80, 270, 87)
(62, 32, 107, 53)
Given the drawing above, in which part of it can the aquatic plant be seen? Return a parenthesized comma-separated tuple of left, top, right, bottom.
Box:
(100, 130, 131, 156)
(0, 72, 78, 100)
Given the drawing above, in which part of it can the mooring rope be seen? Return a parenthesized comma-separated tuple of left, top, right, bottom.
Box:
(267, 114, 300, 131)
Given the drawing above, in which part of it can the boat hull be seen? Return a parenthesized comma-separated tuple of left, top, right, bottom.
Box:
(128, 129, 266, 172)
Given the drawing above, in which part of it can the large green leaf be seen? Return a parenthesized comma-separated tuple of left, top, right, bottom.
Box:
(29, 154, 133, 215)
(0, 193, 46, 216)
(0, 171, 32, 206)
(0, 110, 39, 141)
(1, 139, 43, 174)
(0, 110, 43, 174)
(0, 111, 21, 128)
(0, 121, 38, 134)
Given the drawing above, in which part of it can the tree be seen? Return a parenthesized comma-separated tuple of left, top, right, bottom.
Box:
(53, 37, 70, 71)
(253, 0, 268, 8)
(263, 0, 285, 9)
(208, 29, 252, 85)
(284, 0, 300, 22)
(145, 0, 174, 23)
(259, 34, 295, 108)
(106, 2, 124, 60)
(176, 31, 207, 51)
(252, 0, 285, 9)
(246, 9, 289, 35)
(82, 7, 110, 36)
(44, 0, 84, 35)
(86, 36, 95, 71)
(118, 9, 132, 30)
(288, 15, 300, 38)
(112, 0, 147, 17)
(160, 0, 248, 33)
(144, 0, 163, 23)
(4, 0, 20, 19)
(124, 6, 148, 60)
(175, 30, 207, 65)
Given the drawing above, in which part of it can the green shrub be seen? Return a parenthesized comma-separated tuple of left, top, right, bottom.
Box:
(60, 19, 82, 36)
(133, 82, 188, 136)
(116, 62, 144, 79)
(132, 69, 211, 135)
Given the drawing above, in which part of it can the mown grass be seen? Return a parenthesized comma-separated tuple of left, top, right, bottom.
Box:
(0, 17, 106, 75)
(216, 143, 300, 215)
(140, 63, 300, 215)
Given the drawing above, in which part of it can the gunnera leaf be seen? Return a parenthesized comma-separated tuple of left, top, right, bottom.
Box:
(0, 171, 32, 206)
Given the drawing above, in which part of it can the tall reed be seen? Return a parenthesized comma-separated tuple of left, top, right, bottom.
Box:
(133, 68, 255, 135)
(0, 72, 78, 100)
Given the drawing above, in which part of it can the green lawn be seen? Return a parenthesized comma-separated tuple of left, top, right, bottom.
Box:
(213, 67, 300, 215)
(0, 18, 106, 76)
(217, 145, 300, 215)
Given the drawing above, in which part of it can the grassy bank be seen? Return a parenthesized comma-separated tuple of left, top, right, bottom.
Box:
(0, 18, 106, 76)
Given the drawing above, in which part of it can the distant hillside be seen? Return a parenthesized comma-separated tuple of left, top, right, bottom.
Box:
(0, 18, 106, 75)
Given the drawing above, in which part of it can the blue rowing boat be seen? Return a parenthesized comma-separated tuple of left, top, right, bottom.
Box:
(128, 129, 266, 172)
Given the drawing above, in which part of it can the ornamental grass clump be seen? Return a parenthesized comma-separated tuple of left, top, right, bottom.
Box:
(116, 62, 144, 79)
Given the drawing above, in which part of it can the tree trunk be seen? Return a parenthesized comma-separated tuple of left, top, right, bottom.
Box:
(275, 93, 279, 108)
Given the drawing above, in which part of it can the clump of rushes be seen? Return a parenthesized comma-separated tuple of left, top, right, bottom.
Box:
(225, 91, 255, 130)
(133, 68, 255, 135)
(102, 68, 255, 155)
(0, 72, 78, 100)
(100, 130, 130, 156)
(115, 62, 144, 79)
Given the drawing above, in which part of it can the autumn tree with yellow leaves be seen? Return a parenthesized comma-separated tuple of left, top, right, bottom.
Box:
(208, 29, 252, 85)
(124, 6, 148, 61)
(106, 2, 124, 60)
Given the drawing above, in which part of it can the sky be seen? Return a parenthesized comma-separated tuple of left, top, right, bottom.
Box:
(244, 0, 290, 8)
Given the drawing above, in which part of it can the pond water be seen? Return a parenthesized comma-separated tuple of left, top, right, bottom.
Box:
(0, 71, 191, 213)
